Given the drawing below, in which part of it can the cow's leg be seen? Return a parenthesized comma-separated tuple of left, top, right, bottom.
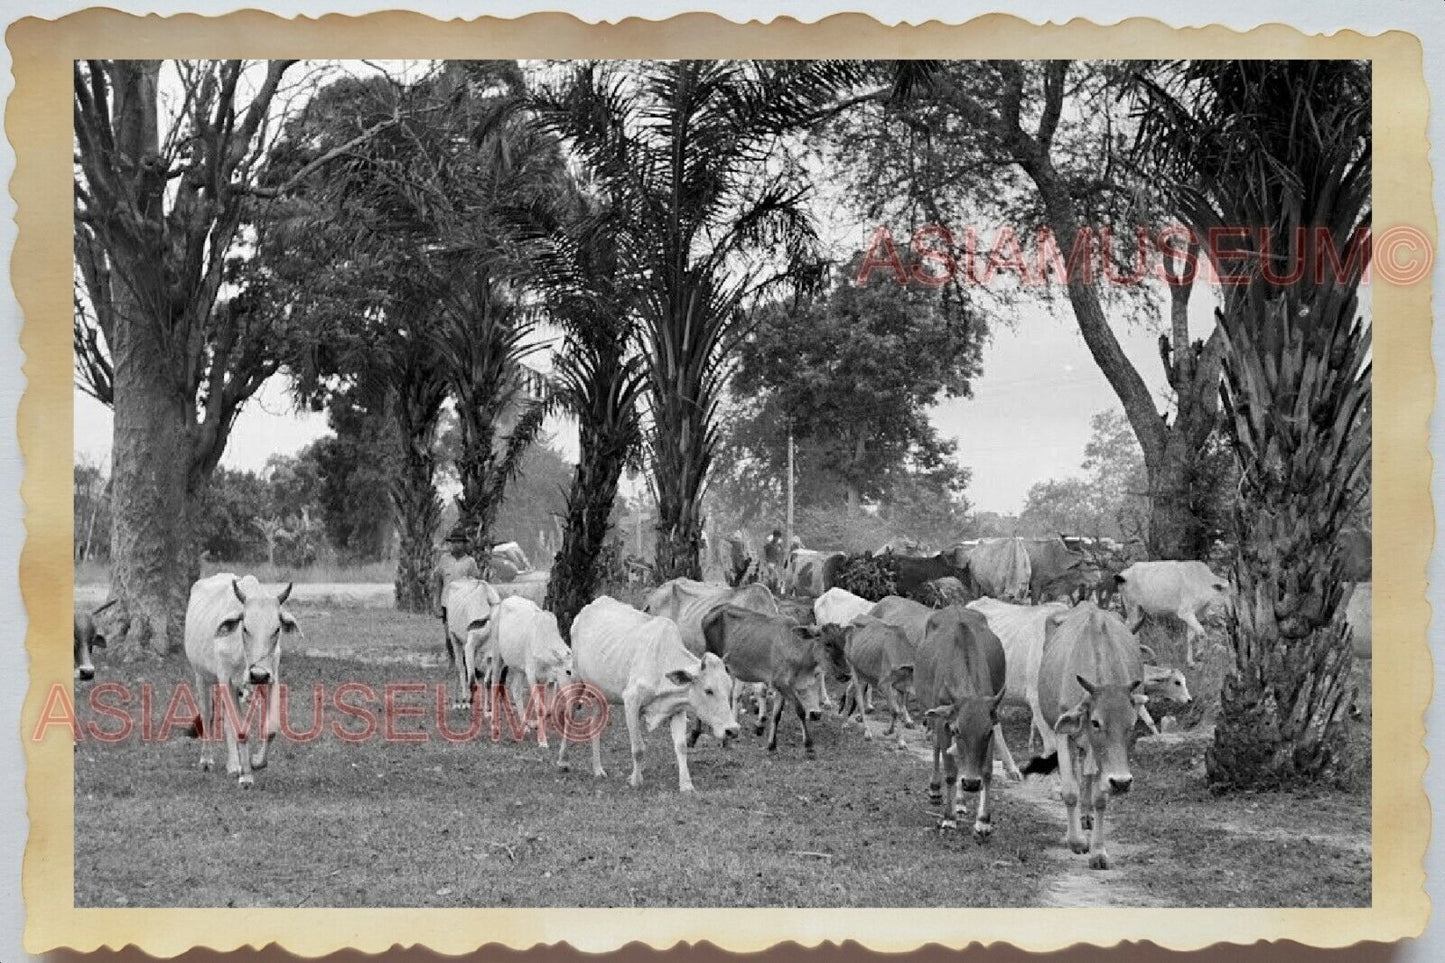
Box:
(195, 673, 215, 772)
(939, 746, 960, 832)
(991, 722, 1023, 781)
(793, 692, 815, 757)
(452, 634, 472, 711)
(1180, 609, 1207, 666)
(855, 681, 874, 741)
(928, 723, 944, 804)
(1079, 772, 1096, 832)
(974, 745, 995, 840)
(816, 673, 834, 711)
(836, 682, 854, 725)
(1087, 780, 1111, 869)
(624, 696, 646, 788)
(221, 685, 253, 788)
(765, 687, 784, 752)
(1056, 735, 1088, 854)
(528, 671, 551, 749)
(670, 711, 695, 793)
(1138, 702, 1160, 736)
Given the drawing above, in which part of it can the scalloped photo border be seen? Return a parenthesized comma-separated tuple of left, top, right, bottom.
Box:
(10, 9, 1434, 956)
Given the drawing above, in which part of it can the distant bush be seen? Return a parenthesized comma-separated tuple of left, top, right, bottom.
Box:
(833, 552, 898, 601)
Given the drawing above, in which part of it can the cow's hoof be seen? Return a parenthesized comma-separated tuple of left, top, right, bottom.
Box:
(628, 774, 643, 789)
(250, 755, 267, 771)
(973, 820, 994, 841)
(1080, 814, 1094, 831)
(937, 818, 956, 833)
(199, 759, 213, 772)
(1068, 836, 1091, 855)
(804, 746, 816, 759)
(592, 768, 607, 780)
(1089, 852, 1112, 870)
(679, 784, 695, 794)
(862, 729, 873, 741)
(903, 720, 916, 730)
(928, 786, 942, 803)
(237, 774, 254, 789)
(753, 724, 766, 737)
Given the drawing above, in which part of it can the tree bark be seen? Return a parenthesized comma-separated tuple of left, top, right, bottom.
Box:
(389, 379, 444, 613)
(544, 437, 627, 640)
(107, 290, 193, 658)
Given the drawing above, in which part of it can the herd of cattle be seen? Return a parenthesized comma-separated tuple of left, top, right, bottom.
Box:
(71, 533, 1371, 872)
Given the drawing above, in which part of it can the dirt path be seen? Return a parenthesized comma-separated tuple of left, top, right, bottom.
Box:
(895, 725, 1165, 907)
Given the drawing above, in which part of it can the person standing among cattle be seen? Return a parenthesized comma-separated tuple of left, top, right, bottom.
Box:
(761, 528, 785, 592)
(435, 524, 480, 665)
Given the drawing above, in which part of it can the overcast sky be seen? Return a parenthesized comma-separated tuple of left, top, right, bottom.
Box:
(72, 280, 1214, 513)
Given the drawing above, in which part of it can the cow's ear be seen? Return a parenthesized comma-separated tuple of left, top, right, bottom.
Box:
(1131, 691, 1150, 708)
(218, 616, 243, 636)
(666, 667, 697, 687)
(1054, 703, 1087, 736)
(279, 611, 301, 635)
(924, 704, 955, 720)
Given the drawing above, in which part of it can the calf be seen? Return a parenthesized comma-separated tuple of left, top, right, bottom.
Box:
(915, 607, 1008, 840)
(561, 596, 739, 792)
(492, 595, 575, 747)
(183, 575, 297, 788)
(1115, 560, 1231, 665)
(836, 616, 915, 749)
(698, 604, 833, 756)
(1023, 601, 1147, 869)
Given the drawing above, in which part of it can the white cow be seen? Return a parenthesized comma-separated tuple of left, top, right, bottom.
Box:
(183, 574, 297, 788)
(443, 578, 502, 711)
(966, 597, 1068, 760)
(814, 587, 874, 629)
(1115, 560, 1231, 665)
(1136, 664, 1193, 735)
(492, 595, 574, 747)
(642, 578, 780, 655)
(559, 596, 740, 792)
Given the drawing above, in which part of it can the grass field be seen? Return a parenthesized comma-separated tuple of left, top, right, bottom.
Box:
(72, 600, 1371, 908)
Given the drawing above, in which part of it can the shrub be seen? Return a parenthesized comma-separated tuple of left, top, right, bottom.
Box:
(833, 552, 898, 601)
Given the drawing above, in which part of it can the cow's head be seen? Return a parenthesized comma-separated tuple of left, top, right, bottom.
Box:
(76, 598, 128, 681)
(670, 652, 740, 741)
(788, 626, 826, 720)
(1143, 665, 1191, 705)
(537, 613, 576, 687)
(1055, 674, 1146, 797)
(224, 579, 297, 684)
(925, 688, 1005, 792)
(818, 623, 852, 683)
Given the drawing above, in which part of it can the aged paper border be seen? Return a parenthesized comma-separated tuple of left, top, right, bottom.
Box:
(11, 9, 1434, 956)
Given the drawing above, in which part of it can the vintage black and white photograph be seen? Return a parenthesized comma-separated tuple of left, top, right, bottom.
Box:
(65, 55, 1374, 910)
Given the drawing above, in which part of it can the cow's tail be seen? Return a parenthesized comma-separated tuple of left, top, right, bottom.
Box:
(1021, 752, 1059, 777)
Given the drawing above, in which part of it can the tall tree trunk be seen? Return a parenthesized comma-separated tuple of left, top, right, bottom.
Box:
(389, 381, 444, 613)
(846, 433, 864, 516)
(454, 417, 501, 557)
(1205, 290, 1369, 790)
(653, 501, 703, 583)
(108, 292, 193, 658)
(544, 437, 627, 639)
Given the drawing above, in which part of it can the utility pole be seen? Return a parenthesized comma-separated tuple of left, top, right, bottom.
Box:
(785, 417, 795, 557)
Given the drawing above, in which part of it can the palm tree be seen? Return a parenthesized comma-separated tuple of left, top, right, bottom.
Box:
(535, 204, 647, 633)
(1131, 60, 1371, 788)
(531, 60, 862, 580)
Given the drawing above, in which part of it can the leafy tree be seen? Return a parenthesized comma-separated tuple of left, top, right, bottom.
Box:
(1133, 60, 1372, 788)
(530, 60, 869, 581)
(726, 257, 982, 516)
(309, 388, 397, 561)
(842, 60, 1226, 560)
(74, 60, 305, 656)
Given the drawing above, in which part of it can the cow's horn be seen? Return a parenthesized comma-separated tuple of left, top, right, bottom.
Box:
(92, 597, 119, 616)
(1138, 643, 1157, 664)
(276, 582, 293, 606)
(232, 578, 248, 605)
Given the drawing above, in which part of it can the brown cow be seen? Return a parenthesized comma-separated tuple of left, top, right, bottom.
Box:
(836, 615, 916, 748)
(1023, 601, 1146, 869)
(696, 605, 835, 756)
(915, 607, 1008, 840)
